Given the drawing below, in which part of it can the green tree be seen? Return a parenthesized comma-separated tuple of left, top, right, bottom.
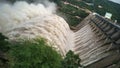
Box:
(0, 33, 9, 68)
(0, 33, 9, 52)
(8, 38, 62, 68)
(62, 50, 83, 68)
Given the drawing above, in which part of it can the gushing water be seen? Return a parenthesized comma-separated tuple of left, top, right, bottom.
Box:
(0, 1, 117, 66)
(0, 1, 74, 55)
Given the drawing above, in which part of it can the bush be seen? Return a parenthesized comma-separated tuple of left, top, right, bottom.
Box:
(0, 33, 9, 68)
(62, 50, 83, 68)
(62, 13, 82, 26)
(59, 4, 88, 26)
(8, 38, 62, 68)
(0, 33, 9, 52)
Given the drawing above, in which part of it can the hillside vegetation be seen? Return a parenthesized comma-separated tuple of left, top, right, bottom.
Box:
(52, 0, 120, 26)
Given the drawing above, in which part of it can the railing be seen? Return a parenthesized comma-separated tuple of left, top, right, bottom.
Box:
(90, 14, 120, 51)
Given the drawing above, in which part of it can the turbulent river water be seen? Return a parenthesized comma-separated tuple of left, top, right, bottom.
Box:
(0, 1, 74, 55)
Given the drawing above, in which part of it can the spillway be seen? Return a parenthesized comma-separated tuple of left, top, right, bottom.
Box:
(74, 14, 120, 68)
(0, 1, 74, 56)
(4, 15, 74, 56)
(0, 1, 120, 67)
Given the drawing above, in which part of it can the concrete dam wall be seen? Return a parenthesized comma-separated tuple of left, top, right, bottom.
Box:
(0, 1, 119, 67)
(74, 14, 120, 68)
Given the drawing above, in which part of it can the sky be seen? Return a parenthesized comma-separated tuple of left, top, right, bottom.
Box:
(109, 0, 120, 4)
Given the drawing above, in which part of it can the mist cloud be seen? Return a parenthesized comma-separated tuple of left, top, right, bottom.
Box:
(0, 0, 56, 33)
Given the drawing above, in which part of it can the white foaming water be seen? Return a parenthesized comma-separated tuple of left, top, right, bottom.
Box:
(0, 1, 56, 32)
(0, 1, 74, 55)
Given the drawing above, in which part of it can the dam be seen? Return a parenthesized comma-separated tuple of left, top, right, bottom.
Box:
(74, 14, 120, 68)
(4, 13, 120, 68)
(0, 1, 120, 68)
